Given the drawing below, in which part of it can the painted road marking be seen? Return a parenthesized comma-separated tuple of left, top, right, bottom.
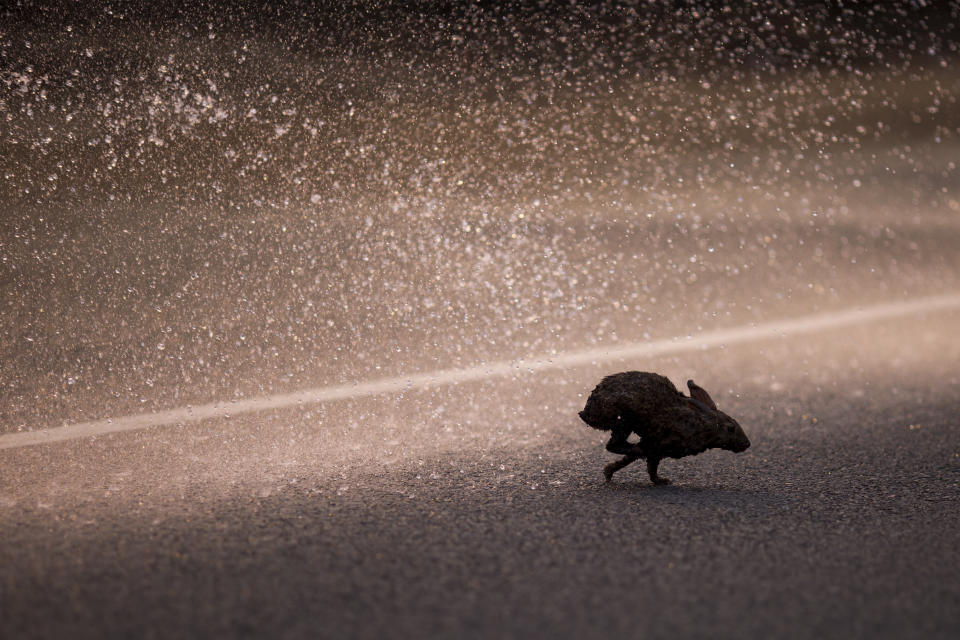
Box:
(3, 292, 960, 451)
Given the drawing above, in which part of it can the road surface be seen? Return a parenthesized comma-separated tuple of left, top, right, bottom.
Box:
(3, 6, 959, 638)
(2, 305, 959, 639)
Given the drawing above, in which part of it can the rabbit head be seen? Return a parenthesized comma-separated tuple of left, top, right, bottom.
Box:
(686, 380, 750, 453)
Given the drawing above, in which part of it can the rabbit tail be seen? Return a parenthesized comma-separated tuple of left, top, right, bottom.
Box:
(578, 396, 612, 431)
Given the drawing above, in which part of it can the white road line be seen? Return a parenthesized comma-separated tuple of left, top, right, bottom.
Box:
(3, 292, 960, 451)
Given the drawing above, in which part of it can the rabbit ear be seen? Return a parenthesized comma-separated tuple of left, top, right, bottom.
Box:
(686, 397, 713, 415)
(687, 380, 718, 410)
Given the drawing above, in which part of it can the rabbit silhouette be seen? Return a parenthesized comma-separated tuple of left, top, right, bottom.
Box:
(579, 372, 750, 484)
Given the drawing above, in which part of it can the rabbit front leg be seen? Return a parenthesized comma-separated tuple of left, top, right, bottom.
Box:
(604, 428, 644, 456)
(646, 457, 670, 485)
(603, 453, 669, 484)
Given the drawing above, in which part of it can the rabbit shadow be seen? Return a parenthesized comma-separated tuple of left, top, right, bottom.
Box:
(603, 479, 787, 514)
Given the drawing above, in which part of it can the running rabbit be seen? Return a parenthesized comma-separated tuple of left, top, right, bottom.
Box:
(579, 371, 750, 484)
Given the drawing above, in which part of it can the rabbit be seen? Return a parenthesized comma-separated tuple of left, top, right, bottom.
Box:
(579, 371, 750, 484)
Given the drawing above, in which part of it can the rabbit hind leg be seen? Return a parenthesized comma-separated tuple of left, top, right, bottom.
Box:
(603, 453, 642, 481)
(603, 427, 644, 481)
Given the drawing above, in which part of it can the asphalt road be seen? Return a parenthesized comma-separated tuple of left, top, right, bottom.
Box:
(2, 310, 958, 640)
(3, 9, 959, 639)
